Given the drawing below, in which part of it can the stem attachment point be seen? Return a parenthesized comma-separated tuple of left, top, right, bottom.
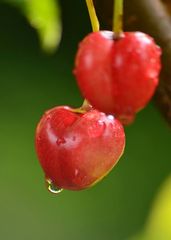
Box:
(113, 0, 124, 36)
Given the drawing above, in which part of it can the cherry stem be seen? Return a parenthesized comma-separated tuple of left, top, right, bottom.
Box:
(85, 0, 100, 32)
(113, 0, 123, 36)
(81, 99, 91, 111)
(80, 0, 99, 112)
(72, 100, 92, 114)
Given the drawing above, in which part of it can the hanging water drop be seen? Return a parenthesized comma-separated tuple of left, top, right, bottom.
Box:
(45, 178, 63, 194)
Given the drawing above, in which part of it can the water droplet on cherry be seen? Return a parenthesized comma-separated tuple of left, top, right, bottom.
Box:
(107, 115, 114, 121)
(72, 136, 76, 141)
(56, 137, 66, 146)
(75, 169, 79, 176)
(88, 120, 106, 137)
(45, 178, 63, 194)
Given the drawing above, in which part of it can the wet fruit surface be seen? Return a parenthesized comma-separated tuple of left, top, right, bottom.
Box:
(74, 31, 161, 124)
(35, 106, 125, 191)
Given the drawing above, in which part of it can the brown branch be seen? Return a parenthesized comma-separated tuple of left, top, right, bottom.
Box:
(125, 0, 171, 126)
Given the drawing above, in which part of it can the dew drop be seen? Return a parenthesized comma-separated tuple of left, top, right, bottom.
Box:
(37, 136, 41, 141)
(75, 169, 79, 176)
(88, 120, 106, 137)
(107, 115, 114, 121)
(56, 137, 66, 146)
(72, 136, 76, 141)
(45, 178, 63, 194)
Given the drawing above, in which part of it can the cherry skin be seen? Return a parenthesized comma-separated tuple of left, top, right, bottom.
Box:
(35, 106, 125, 191)
(74, 31, 161, 124)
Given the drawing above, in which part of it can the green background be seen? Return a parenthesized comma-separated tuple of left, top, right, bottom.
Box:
(0, 1, 171, 239)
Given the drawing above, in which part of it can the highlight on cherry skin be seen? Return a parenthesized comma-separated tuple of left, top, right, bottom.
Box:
(35, 106, 125, 193)
(74, 31, 162, 125)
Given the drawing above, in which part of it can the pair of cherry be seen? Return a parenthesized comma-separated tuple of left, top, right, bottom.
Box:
(35, 1, 161, 193)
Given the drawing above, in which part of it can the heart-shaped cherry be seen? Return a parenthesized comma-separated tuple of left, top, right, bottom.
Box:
(35, 106, 125, 191)
(74, 31, 161, 124)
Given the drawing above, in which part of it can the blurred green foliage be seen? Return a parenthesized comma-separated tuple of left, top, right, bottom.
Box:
(3, 0, 61, 52)
(131, 176, 171, 240)
(145, 176, 171, 240)
(0, 1, 171, 240)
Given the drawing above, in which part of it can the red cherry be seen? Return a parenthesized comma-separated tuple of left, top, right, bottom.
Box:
(74, 31, 161, 124)
(35, 106, 125, 191)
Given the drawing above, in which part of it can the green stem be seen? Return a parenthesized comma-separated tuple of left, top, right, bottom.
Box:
(85, 0, 100, 32)
(72, 99, 92, 114)
(81, 1, 99, 111)
(113, 0, 124, 35)
(81, 99, 91, 110)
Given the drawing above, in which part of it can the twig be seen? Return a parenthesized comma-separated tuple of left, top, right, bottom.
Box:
(128, 0, 171, 126)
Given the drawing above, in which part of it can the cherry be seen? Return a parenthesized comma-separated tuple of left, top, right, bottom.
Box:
(35, 106, 125, 191)
(74, 31, 161, 124)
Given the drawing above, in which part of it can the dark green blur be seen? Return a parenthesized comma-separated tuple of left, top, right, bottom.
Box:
(0, 2, 171, 240)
